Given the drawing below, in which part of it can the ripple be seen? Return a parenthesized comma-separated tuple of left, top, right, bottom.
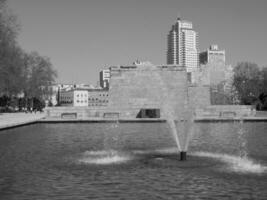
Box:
(193, 151, 267, 174)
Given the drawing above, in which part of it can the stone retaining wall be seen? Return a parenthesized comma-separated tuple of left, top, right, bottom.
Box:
(195, 105, 256, 118)
(108, 64, 211, 119)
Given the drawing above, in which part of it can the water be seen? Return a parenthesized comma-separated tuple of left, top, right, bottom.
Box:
(0, 122, 267, 199)
(166, 119, 181, 152)
(153, 69, 182, 152)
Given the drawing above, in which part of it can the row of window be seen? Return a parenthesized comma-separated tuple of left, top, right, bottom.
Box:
(209, 52, 224, 55)
(60, 97, 108, 102)
(61, 101, 73, 104)
(89, 100, 109, 103)
(76, 100, 88, 103)
(88, 97, 108, 101)
(99, 94, 109, 97)
(60, 100, 108, 105)
(88, 104, 108, 107)
(76, 94, 87, 97)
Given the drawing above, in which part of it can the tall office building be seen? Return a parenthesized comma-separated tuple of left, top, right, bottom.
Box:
(167, 18, 199, 72)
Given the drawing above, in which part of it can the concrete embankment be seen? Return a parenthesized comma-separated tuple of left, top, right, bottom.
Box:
(1, 109, 267, 132)
(39, 118, 166, 123)
(194, 116, 267, 122)
(0, 113, 45, 130)
(43, 106, 267, 123)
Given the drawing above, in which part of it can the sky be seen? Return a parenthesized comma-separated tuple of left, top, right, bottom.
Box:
(7, 0, 267, 84)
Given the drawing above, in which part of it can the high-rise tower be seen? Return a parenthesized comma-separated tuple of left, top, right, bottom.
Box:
(167, 18, 199, 72)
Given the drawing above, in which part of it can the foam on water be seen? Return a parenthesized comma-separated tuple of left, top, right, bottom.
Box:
(193, 151, 267, 174)
(79, 150, 131, 165)
(83, 150, 117, 156)
(79, 147, 180, 165)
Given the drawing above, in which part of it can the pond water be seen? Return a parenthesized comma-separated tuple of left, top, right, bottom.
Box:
(0, 122, 266, 199)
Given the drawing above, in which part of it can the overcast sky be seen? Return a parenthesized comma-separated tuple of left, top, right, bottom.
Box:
(8, 0, 267, 84)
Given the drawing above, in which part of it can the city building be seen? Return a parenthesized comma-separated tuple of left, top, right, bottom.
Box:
(59, 89, 88, 107)
(199, 44, 225, 65)
(195, 44, 232, 86)
(58, 83, 74, 91)
(46, 84, 60, 106)
(194, 45, 233, 104)
(167, 17, 199, 72)
(88, 89, 109, 107)
(100, 68, 110, 89)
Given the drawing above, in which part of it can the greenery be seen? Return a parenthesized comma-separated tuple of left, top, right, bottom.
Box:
(232, 62, 267, 110)
(0, 0, 57, 112)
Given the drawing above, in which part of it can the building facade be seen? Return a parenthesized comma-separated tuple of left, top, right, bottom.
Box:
(167, 18, 199, 72)
(88, 89, 109, 107)
(194, 45, 233, 104)
(100, 69, 110, 89)
(199, 44, 225, 65)
(196, 44, 231, 86)
(59, 89, 88, 107)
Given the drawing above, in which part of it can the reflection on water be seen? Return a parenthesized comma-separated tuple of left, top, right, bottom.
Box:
(0, 122, 267, 199)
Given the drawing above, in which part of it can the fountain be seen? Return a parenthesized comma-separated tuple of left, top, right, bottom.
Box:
(236, 118, 248, 158)
(154, 67, 195, 161)
(105, 63, 265, 168)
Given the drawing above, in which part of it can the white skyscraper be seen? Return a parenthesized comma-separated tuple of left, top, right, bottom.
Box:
(167, 18, 199, 72)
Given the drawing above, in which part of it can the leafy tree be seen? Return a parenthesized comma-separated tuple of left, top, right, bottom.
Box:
(233, 62, 262, 105)
(261, 67, 267, 94)
(256, 67, 267, 110)
(0, 1, 57, 112)
(0, 0, 24, 96)
(25, 52, 57, 99)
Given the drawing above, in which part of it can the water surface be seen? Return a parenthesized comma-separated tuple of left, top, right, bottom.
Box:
(0, 122, 266, 199)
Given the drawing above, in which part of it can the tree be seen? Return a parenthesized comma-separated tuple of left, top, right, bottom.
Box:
(256, 67, 267, 110)
(261, 67, 267, 94)
(233, 62, 262, 105)
(0, 1, 57, 112)
(0, 0, 22, 96)
(25, 52, 57, 99)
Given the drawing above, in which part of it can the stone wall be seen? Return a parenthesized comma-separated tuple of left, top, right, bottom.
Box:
(188, 85, 211, 109)
(45, 107, 106, 119)
(108, 64, 211, 119)
(195, 105, 256, 118)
